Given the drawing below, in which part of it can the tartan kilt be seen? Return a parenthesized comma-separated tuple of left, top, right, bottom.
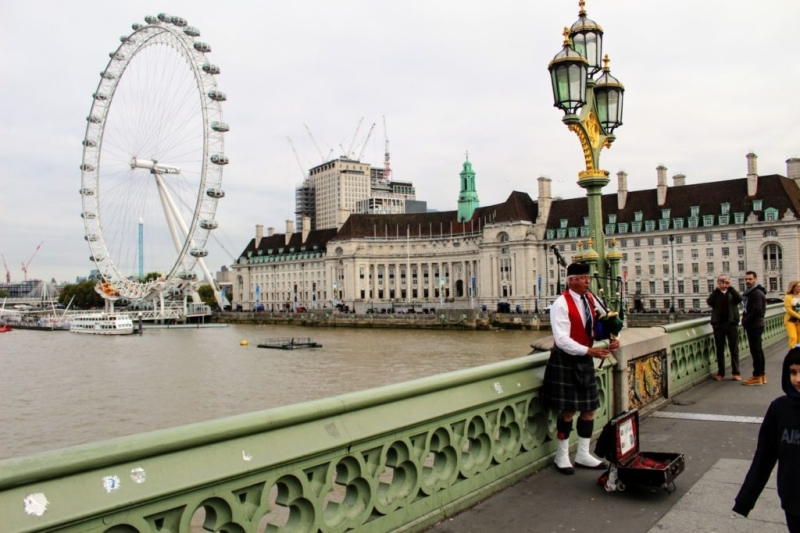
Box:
(541, 346, 600, 412)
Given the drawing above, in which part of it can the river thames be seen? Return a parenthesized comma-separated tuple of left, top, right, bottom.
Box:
(0, 325, 550, 461)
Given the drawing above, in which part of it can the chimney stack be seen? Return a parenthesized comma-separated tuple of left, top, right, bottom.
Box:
(672, 173, 686, 186)
(301, 216, 310, 243)
(255, 224, 264, 248)
(656, 165, 668, 206)
(787, 158, 800, 189)
(285, 220, 294, 245)
(536, 176, 552, 225)
(267, 227, 275, 237)
(617, 171, 628, 210)
(747, 152, 758, 197)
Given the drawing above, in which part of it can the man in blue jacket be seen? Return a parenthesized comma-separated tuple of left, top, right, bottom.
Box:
(742, 271, 767, 386)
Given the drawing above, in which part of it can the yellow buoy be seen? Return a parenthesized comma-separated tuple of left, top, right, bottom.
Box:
(240, 340, 248, 346)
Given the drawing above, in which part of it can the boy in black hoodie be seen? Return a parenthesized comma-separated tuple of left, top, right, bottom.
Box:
(734, 348, 800, 531)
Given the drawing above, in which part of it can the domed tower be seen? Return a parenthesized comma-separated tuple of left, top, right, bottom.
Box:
(457, 153, 479, 223)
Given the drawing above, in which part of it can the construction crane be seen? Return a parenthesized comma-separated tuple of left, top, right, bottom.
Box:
(346, 117, 364, 159)
(383, 115, 392, 181)
(1, 254, 10, 283)
(286, 136, 309, 181)
(303, 124, 327, 164)
(356, 123, 376, 162)
(21, 241, 43, 282)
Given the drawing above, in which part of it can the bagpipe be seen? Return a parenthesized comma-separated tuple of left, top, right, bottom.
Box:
(589, 274, 625, 342)
(550, 246, 625, 341)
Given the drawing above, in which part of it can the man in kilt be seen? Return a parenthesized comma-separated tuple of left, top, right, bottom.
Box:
(542, 262, 619, 475)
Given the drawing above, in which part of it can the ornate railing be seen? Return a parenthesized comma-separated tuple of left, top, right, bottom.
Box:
(663, 304, 786, 395)
(2, 307, 786, 532)
(0, 354, 612, 533)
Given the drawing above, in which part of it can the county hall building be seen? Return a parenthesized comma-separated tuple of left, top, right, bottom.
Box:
(224, 153, 800, 313)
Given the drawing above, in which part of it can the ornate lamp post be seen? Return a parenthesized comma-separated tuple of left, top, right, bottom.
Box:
(548, 0, 625, 301)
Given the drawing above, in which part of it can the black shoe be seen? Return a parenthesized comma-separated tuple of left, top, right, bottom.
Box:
(575, 460, 608, 470)
(555, 464, 575, 475)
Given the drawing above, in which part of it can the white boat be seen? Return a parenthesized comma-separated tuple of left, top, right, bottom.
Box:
(69, 313, 135, 335)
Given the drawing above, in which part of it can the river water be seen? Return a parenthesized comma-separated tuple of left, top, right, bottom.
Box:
(0, 325, 551, 461)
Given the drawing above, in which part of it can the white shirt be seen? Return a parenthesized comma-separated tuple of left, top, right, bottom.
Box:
(551, 289, 603, 356)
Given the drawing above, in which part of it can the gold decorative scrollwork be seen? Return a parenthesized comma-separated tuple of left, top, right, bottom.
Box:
(567, 123, 595, 172)
(586, 112, 601, 149)
(578, 169, 608, 179)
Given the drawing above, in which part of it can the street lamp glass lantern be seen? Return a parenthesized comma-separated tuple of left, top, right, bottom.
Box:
(569, 3, 604, 76)
(548, 31, 588, 115)
(594, 55, 625, 133)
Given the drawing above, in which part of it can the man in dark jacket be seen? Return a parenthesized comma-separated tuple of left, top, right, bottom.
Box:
(742, 271, 768, 386)
(734, 348, 800, 531)
(707, 274, 743, 380)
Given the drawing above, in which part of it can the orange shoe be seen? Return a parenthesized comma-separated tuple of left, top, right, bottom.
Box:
(761, 374, 768, 384)
(712, 374, 724, 381)
(742, 376, 764, 386)
(732, 374, 742, 381)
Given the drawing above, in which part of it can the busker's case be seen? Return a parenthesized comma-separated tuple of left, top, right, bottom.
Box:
(594, 409, 685, 493)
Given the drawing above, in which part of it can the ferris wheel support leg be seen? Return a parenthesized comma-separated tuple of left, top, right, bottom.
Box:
(154, 170, 228, 310)
(196, 256, 229, 309)
(154, 174, 188, 259)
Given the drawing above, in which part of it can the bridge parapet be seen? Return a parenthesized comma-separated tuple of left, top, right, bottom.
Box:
(0, 351, 612, 533)
(0, 309, 787, 532)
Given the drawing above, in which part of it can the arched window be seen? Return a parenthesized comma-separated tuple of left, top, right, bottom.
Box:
(497, 232, 510, 242)
(763, 244, 782, 272)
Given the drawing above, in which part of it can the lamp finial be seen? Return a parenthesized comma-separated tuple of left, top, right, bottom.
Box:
(602, 54, 610, 72)
(579, 0, 586, 15)
(562, 26, 571, 46)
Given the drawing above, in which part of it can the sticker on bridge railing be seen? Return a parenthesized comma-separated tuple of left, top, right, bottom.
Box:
(102, 475, 121, 493)
(23, 493, 49, 516)
(493, 382, 504, 394)
(130, 467, 146, 484)
(242, 450, 253, 461)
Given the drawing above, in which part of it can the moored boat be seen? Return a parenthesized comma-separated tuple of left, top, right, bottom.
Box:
(69, 313, 135, 335)
(0, 325, 12, 333)
(257, 337, 322, 350)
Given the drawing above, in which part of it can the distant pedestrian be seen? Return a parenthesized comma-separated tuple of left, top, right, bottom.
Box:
(741, 271, 767, 386)
(541, 262, 619, 475)
(733, 347, 800, 532)
(707, 274, 743, 381)
(784, 281, 800, 349)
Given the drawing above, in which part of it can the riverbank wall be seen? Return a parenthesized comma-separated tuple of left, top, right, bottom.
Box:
(212, 309, 723, 331)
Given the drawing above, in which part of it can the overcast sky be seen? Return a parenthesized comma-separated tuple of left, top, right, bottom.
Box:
(1, 0, 798, 284)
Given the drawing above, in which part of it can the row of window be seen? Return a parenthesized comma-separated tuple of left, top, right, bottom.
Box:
(550, 229, 779, 254)
(550, 211, 779, 239)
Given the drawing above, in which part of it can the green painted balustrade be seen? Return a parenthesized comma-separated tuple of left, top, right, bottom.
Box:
(663, 303, 786, 395)
(1, 306, 787, 533)
(0, 353, 612, 533)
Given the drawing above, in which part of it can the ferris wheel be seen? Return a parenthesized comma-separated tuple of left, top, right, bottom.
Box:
(79, 13, 228, 303)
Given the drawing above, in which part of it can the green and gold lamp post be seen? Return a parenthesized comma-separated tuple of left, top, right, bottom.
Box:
(547, 0, 625, 303)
